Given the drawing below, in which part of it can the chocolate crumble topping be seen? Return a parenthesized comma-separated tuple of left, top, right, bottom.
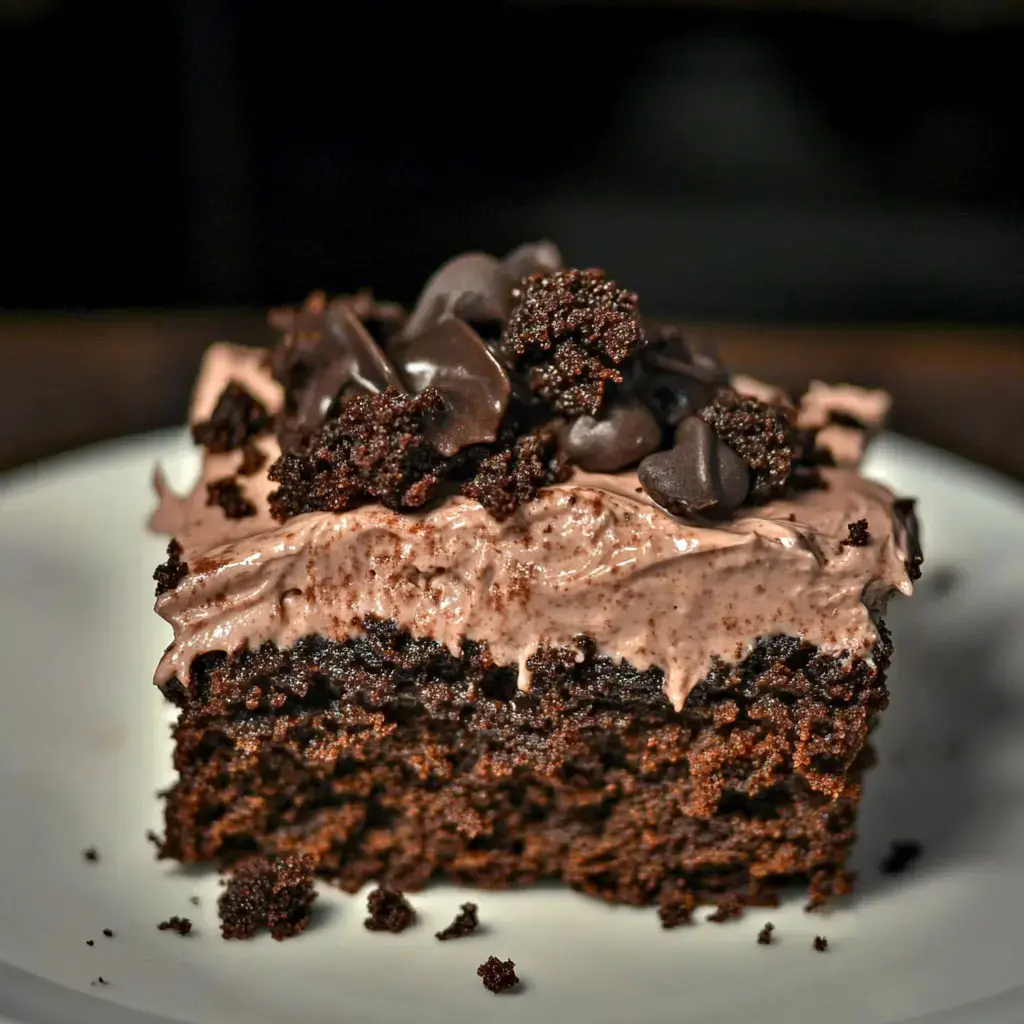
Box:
(499, 268, 645, 416)
(154, 539, 189, 596)
(841, 519, 871, 549)
(206, 478, 257, 519)
(477, 956, 519, 994)
(268, 388, 448, 519)
(461, 429, 568, 521)
(813, 935, 829, 952)
(435, 902, 480, 941)
(757, 922, 776, 945)
(880, 840, 923, 875)
(364, 887, 416, 933)
(157, 916, 193, 935)
(218, 854, 317, 940)
(191, 382, 270, 453)
(238, 442, 267, 477)
(699, 388, 796, 500)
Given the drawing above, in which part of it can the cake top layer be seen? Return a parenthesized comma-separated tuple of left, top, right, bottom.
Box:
(151, 242, 922, 709)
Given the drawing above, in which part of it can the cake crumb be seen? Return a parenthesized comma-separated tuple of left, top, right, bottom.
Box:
(757, 922, 775, 945)
(91, 977, 108, 986)
(658, 884, 696, 928)
(218, 854, 317, 941)
(102, 929, 113, 938)
(364, 887, 416, 933)
(189, 895, 200, 906)
(82, 847, 99, 863)
(153, 539, 189, 596)
(435, 902, 479, 941)
(706, 895, 744, 923)
(145, 829, 162, 848)
(813, 935, 829, 952)
(191, 381, 269, 453)
(158, 916, 193, 936)
(86, 940, 94, 947)
(206, 478, 257, 519)
(477, 956, 519, 994)
(840, 518, 871, 549)
(238, 442, 267, 477)
(880, 840, 923, 875)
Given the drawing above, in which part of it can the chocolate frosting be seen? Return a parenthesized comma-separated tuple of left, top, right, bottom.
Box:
(388, 317, 511, 457)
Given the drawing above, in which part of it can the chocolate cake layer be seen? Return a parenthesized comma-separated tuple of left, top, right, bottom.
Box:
(158, 619, 889, 906)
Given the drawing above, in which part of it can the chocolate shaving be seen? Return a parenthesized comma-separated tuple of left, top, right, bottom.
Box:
(191, 382, 270, 454)
(499, 267, 646, 417)
(388, 317, 510, 456)
(403, 252, 509, 338)
(499, 239, 563, 285)
(893, 497, 923, 580)
(637, 416, 749, 517)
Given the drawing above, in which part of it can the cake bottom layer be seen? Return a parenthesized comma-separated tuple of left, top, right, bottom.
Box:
(157, 620, 891, 909)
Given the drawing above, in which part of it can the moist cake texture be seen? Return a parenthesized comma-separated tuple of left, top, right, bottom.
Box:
(150, 243, 922, 912)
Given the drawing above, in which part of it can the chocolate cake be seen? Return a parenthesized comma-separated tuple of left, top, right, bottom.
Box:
(149, 242, 922, 914)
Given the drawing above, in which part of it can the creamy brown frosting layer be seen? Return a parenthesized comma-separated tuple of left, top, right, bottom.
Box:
(152, 345, 915, 711)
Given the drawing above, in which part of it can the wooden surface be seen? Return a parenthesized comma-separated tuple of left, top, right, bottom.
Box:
(1, 311, 1022, 485)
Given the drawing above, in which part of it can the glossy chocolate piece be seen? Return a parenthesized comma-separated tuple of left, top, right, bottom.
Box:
(403, 252, 509, 338)
(500, 240, 564, 285)
(638, 416, 749, 517)
(389, 317, 511, 457)
(558, 400, 662, 472)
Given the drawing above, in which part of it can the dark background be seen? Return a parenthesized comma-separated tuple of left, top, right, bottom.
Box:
(2, 0, 1023, 321)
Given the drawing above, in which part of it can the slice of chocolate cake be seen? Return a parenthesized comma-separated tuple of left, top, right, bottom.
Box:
(149, 243, 922, 912)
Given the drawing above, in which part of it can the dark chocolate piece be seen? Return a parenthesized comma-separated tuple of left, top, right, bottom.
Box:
(500, 239, 563, 284)
(643, 322, 728, 387)
(699, 387, 796, 500)
(880, 840, 923, 875)
(499, 267, 645, 417)
(191, 382, 270, 454)
(364, 887, 416, 933)
(637, 416, 749, 517)
(403, 252, 509, 338)
(893, 497, 924, 581)
(477, 956, 519, 994)
(218, 854, 317, 941)
(154, 539, 189, 596)
(558, 400, 662, 472)
(157, 916, 193, 935)
(388, 317, 511, 456)
(435, 902, 480, 941)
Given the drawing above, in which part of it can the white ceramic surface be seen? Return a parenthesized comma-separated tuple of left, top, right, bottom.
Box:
(1, 430, 1023, 1024)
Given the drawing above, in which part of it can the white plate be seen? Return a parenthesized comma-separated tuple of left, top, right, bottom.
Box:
(1, 430, 1023, 1024)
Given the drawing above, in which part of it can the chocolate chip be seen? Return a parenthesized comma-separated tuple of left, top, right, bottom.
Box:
(500, 239, 564, 284)
(403, 252, 509, 338)
(558, 400, 662, 472)
(388, 317, 511, 456)
(638, 416, 748, 517)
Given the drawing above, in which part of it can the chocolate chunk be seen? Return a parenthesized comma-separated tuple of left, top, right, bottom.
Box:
(500, 239, 564, 284)
(191, 382, 270, 454)
(499, 267, 646, 416)
(558, 400, 661, 472)
(638, 416, 748, 517)
(388, 317, 510, 456)
(893, 497, 923, 581)
(403, 252, 509, 338)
